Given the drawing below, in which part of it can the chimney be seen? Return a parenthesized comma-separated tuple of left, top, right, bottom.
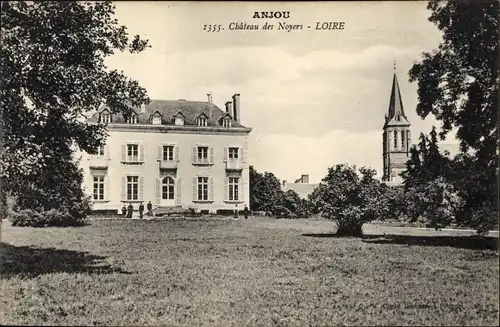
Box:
(283, 180, 287, 187)
(207, 92, 212, 103)
(225, 101, 233, 116)
(232, 93, 240, 123)
(140, 104, 146, 114)
(301, 174, 309, 183)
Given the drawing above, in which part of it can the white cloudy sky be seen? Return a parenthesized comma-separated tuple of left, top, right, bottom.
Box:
(106, 1, 459, 183)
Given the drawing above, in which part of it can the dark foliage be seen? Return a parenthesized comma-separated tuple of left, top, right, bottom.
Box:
(250, 165, 311, 218)
(312, 164, 393, 236)
(1, 1, 150, 225)
(407, 0, 499, 234)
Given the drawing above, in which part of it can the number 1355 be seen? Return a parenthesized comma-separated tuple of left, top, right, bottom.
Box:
(203, 25, 222, 32)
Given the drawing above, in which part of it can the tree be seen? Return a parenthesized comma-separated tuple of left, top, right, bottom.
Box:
(402, 126, 452, 187)
(1, 1, 150, 223)
(249, 166, 284, 213)
(314, 164, 389, 236)
(280, 189, 311, 218)
(409, 0, 499, 232)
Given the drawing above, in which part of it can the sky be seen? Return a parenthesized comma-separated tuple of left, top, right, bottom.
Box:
(106, 1, 460, 184)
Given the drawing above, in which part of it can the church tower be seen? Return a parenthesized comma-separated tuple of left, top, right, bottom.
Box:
(382, 64, 411, 183)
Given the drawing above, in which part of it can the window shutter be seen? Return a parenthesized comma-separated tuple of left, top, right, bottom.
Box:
(139, 144, 145, 162)
(209, 147, 214, 164)
(105, 174, 110, 201)
(122, 144, 127, 162)
(224, 147, 228, 162)
(175, 146, 179, 162)
(209, 177, 214, 201)
(156, 178, 161, 205)
(192, 147, 197, 164)
(239, 177, 244, 201)
(157, 145, 162, 161)
(121, 176, 126, 201)
(224, 177, 228, 201)
(139, 176, 144, 201)
(105, 144, 110, 160)
(175, 177, 182, 205)
(192, 177, 197, 201)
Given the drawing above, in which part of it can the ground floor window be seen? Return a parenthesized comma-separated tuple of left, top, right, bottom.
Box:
(162, 176, 175, 200)
(127, 176, 139, 200)
(93, 175, 105, 200)
(197, 177, 208, 201)
(228, 177, 239, 201)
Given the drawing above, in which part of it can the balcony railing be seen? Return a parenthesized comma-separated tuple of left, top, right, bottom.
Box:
(159, 160, 178, 169)
(89, 157, 108, 168)
(225, 160, 243, 171)
(193, 157, 211, 166)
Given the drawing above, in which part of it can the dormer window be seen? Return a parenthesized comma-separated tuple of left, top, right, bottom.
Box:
(150, 111, 163, 125)
(198, 117, 208, 127)
(152, 116, 161, 125)
(222, 118, 231, 128)
(174, 115, 184, 126)
(100, 113, 111, 124)
(126, 114, 137, 124)
(396, 114, 400, 122)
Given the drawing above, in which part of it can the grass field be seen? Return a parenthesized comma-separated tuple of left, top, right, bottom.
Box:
(1, 217, 498, 326)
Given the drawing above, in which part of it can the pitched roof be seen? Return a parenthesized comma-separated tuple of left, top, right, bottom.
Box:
(283, 183, 319, 199)
(89, 99, 246, 128)
(384, 73, 410, 128)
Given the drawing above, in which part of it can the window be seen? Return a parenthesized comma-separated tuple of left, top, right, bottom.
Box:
(175, 115, 184, 126)
(126, 176, 139, 200)
(152, 116, 162, 125)
(401, 130, 405, 148)
(228, 177, 239, 201)
(198, 117, 208, 127)
(127, 144, 139, 162)
(223, 119, 231, 128)
(97, 146, 105, 157)
(228, 147, 239, 160)
(197, 177, 209, 201)
(197, 146, 208, 163)
(162, 177, 175, 200)
(394, 131, 398, 148)
(93, 175, 105, 200)
(126, 114, 137, 124)
(163, 145, 174, 161)
(396, 114, 400, 122)
(100, 113, 111, 124)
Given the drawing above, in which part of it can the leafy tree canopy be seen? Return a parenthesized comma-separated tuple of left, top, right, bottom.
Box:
(1, 0, 150, 180)
(0, 1, 150, 221)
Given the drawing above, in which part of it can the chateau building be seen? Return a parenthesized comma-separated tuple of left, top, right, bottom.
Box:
(78, 94, 252, 214)
(382, 69, 411, 184)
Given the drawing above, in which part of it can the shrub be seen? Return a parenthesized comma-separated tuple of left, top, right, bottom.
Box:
(271, 205, 293, 218)
(315, 165, 388, 236)
(10, 207, 90, 227)
(402, 177, 462, 231)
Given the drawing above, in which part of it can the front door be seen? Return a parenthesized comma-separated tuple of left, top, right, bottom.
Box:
(161, 176, 175, 206)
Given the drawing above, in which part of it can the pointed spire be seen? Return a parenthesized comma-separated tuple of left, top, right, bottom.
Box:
(387, 68, 405, 120)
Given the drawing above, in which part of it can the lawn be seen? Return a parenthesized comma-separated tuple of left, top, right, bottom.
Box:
(1, 217, 498, 326)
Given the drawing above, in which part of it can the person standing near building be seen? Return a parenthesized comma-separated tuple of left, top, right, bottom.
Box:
(138, 202, 144, 219)
(147, 201, 153, 216)
(234, 204, 239, 219)
(243, 205, 249, 219)
(121, 204, 127, 217)
(127, 203, 133, 219)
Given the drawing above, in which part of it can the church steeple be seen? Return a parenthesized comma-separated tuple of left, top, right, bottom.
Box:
(382, 62, 411, 184)
(384, 64, 410, 128)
